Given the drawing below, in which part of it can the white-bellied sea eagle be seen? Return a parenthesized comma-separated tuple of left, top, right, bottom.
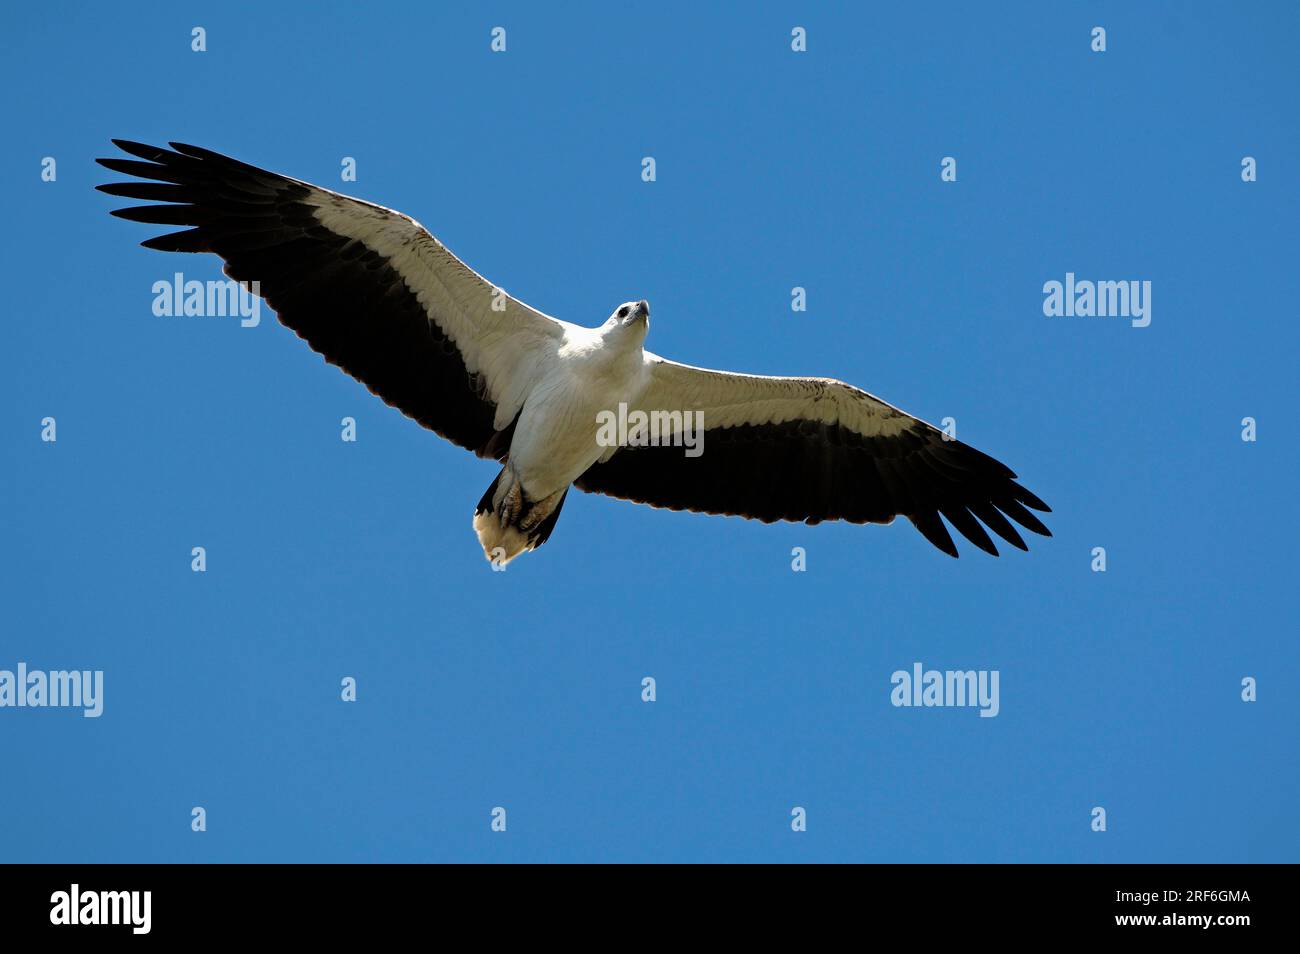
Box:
(97, 141, 1051, 564)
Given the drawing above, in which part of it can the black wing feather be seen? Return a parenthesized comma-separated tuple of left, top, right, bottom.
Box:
(576, 418, 1050, 558)
(96, 140, 509, 458)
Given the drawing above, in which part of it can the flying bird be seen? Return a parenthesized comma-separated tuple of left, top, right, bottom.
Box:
(96, 140, 1051, 564)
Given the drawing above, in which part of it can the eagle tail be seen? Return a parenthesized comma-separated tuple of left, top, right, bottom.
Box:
(473, 465, 568, 566)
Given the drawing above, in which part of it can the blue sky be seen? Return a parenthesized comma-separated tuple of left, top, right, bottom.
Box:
(2, 1, 1296, 862)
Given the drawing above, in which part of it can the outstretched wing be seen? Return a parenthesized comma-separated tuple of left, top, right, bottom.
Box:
(96, 140, 565, 458)
(575, 358, 1051, 557)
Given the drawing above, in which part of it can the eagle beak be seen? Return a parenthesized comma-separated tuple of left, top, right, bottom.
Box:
(633, 300, 650, 322)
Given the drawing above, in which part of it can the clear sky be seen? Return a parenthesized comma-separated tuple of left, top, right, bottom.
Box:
(3, 1, 1296, 862)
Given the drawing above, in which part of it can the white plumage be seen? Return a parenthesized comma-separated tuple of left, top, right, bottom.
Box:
(98, 140, 1051, 563)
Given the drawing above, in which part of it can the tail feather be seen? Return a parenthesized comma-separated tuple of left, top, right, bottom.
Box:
(475, 471, 503, 516)
(528, 490, 568, 549)
(473, 465, 568, 565)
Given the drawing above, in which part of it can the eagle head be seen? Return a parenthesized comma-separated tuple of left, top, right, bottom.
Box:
(609, 299, 650, 328)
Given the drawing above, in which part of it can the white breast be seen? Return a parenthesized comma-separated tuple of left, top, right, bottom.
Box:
(507, 324, 651, 498)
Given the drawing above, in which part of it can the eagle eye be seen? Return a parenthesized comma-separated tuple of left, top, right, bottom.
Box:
(617, 306, 630, 319)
